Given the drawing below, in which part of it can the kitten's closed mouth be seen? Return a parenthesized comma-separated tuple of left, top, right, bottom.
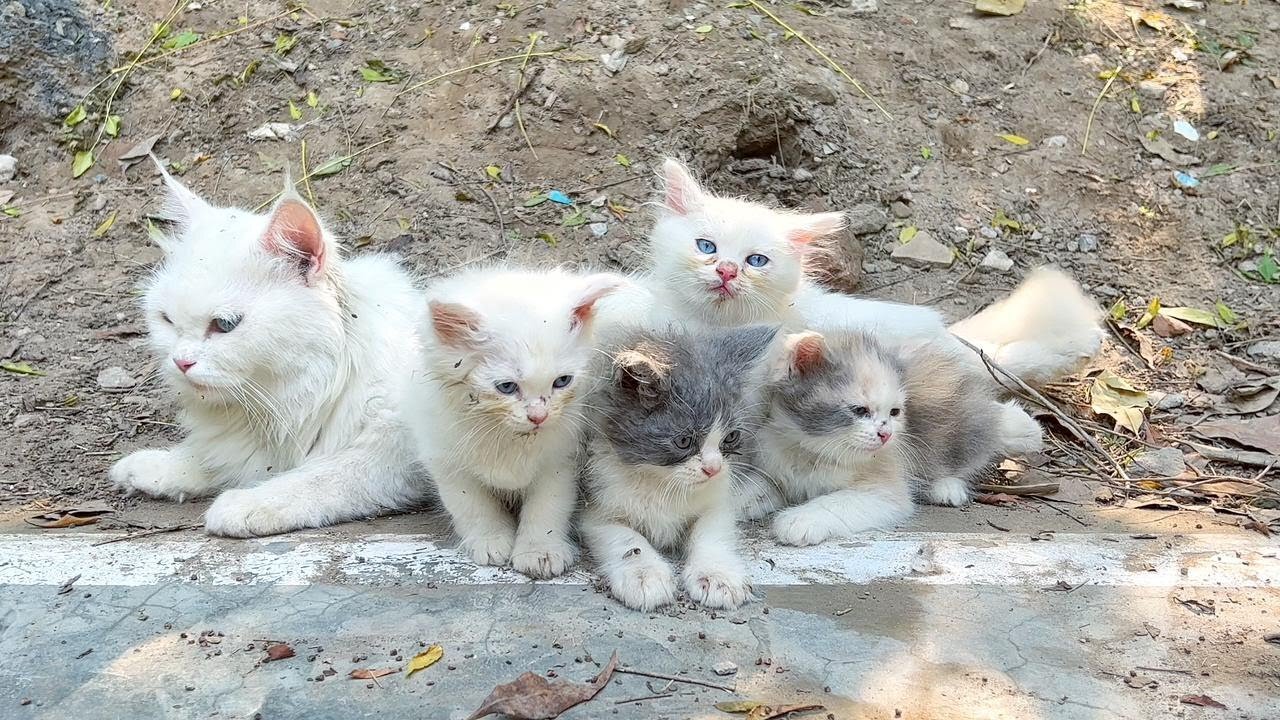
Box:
(711, 282, 736, 299)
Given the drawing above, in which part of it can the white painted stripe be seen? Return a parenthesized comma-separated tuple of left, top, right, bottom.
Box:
(0, 532, 1275, 588)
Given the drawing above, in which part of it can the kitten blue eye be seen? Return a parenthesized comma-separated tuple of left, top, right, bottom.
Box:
(495, 381, 519, 395)
(552, 375, 573, 389)
(211, 315, 241, 333)
(850, 405, 869, 417)
(695, 238, 717, 254)
(745, 254, 770, 267)
(674, 434, 694, 450)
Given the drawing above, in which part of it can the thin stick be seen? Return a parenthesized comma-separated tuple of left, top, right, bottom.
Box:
(392, 50, 560, 101)
(300, 139, 315, 206)
(110, 7, 302, 73)
(614, 667, 735, 693)
(477, 181, 506, 243)
(615, 693, 674, 705)
(514, 34, 541, 159)
(485, 67, 543, 133)
(252, 138, 393, 211)
(1020, 30, 1054, 80)
(744, 0, 891, 120)
(1082, 66, 1121, 155)
(91, 523, 202, 546)
(1180, 440, 1280, 470)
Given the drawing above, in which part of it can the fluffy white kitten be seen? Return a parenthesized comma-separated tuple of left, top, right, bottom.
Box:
(404, 267, 624, 579)
(110, 164, 425, 536)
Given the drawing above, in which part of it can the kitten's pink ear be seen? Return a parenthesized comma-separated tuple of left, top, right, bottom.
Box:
(263, 195, 328, 283)
(780, 331, 827, 378)
(661, 158, 706, 216)
(429, 301, 486, 350)
(787, 211, 845, 247)
(151, 154, 211, 238)
(615, 343, 670, 407)
(570, 273, 628, 332)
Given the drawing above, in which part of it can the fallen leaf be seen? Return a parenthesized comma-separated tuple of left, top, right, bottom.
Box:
(1136, 297, 1161, 330)
(920, 146, 933, 160)
(1213, 378, 1280, 415)
(975, 0, 1025, 15)
(614, 153, 631, 167)
(405, 644, 443, 678)
(361, 59, 401, 83)
(716, 701, 765, 713)
(306, 90, 319, 108)
(695, 24, 714, 33)
(92, 211, 118, 238)
(898, 225, 918, 243)
(747, 704, 826, 720)
(1180, 694, 1227, 709)
(485, 165, 503, 181)
(25, 501, 114, 529)
(275, 34, 298, 55)
(119, 134, 162, 162)
(975, 493, 1021, 506)
(57, 574, 81, 595)
(593, 122, 615, 138)
(72, 151, 94, 178)
(1160, 306, 1221, 328)
(170, 88, 184, 101)
(310, 156, 351, 177)
(2, 206, 19, 218)
(1151, 313, 1191, 338)
(1176, 597, 1216, 616)
(288, 100, 302, 120)
(163, 30, 200, 49)
(1195, 416, 1280, 455)
(64, 105, 88, 127)
(1090, 370, 1149, 435)
(350, 667, 398, 680)
(563, 210, 587, 227)
(466, 651, 618, 720)
(998, 133, 1030, 146)
(1214, 300, 1237, 326)
(992, 209, 1021, 231)
(1139, 131, 1199, 165)
(537, 232, 558, 246)
(523, 194, 548, 207)
(104, 115, 121, 137)
(1, 360, 45, 376)
(264, 642, 295, 662)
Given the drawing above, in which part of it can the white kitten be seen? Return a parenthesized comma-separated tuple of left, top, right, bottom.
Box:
(404, 267, 624, 579)
(110, 164, 425, 537)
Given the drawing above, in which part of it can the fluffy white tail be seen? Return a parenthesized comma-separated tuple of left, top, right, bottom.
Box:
(949, 267, 1103, 386)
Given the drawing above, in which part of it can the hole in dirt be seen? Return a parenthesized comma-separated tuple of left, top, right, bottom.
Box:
(730, 118, 807, 167)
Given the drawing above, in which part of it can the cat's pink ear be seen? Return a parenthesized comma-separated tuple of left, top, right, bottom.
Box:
(661, 159, 706, 216)
(429, 301, 485, 350)
(780, 331, 827, 377)
(570, 273, 627, 332)
(787, 211, 845, 246)
(263, 196, 328, 283)
(614, 343, 670, 407)
(152, 154, 211, 238)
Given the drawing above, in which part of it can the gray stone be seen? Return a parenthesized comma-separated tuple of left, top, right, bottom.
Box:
(1152, 392, 1186, 410)
(891, 231, 954, 269)
(0, 154, 15, 183)
(1043, 135, 1069, 148)
(13, 413, 40, 430)
(792, 168, 814, 182)
(1246, 340, 1280, 362)
(97, 366, 137, 390)
(845, 204, 888, 235)
(949, 79, 970, 95)
(588, 222, 608, 237)
(978, 226, 1000, 240)
(1130, 448, 1185, 478)
(980, 249, 1014, 273)
(840, 0, 878, 14)
(1076, 234, 1099, 252)
(712, 661, 739, 676)
(1137, 80, 1168, 98)
(890, 201, 912, 219)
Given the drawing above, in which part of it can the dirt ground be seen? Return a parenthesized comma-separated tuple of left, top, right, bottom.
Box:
(2, 3, 1278, 523)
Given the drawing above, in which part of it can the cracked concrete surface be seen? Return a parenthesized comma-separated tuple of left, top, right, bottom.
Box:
(1, 505, 1277, 719)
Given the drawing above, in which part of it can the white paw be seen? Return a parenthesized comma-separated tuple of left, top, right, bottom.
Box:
(109, 449, 203, 502)
(204, 488, 297, 537)
(683, 565, 751, 610)
(511, 534, 576, 579)
(772, 506, 834, 547)
(928, 476, 972, 507)
(462, 530, 515, 567)
(609, 558, 677, 611)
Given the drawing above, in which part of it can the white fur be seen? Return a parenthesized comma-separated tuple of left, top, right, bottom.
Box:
(404, 267, 623, 579)
(110, 168, 425, 537)
(582, 427, 751, 611)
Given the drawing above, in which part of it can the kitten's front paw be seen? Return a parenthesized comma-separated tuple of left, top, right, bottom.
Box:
(461, 530, 516, 567)
(110, 449, 207, 502)
(683, 565, 751, 610)
(609, 559, 677, 611)
(205, 488, 297, 537)
(511, 535, 576, 579)
(927, 476, 972, 507)
(772, 506, 835, 546)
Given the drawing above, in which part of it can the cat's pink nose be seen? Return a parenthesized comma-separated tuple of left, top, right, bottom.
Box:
(701, 462, 721, 478)
(173, 358, 196, 374)
(716, 262, 738, 283)
(527, 407, 548, 426)
(877, 428, 892, 444)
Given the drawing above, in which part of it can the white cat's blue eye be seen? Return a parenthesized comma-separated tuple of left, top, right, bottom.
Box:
(745, 254, 770, 267)
(211, 315, 241, 334)
(695, 238, 716, 254)
(495, 381, 519, 395)
(552, 375, 573, 389)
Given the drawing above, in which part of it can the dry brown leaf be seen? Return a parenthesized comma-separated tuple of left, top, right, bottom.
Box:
(25, 501, 114, 529)
(746, 704, 826, 720)
(1151, 313, 1191, 338)
(349, 667, 398, 680)
(1090, 370, 1149, 435)
(264, 643, 295, 662)
(975, 493, 1021, 506)
(1195, 415, 1280, 455)
(466, 651, 618, 720)
(1180, 694, 1227, 709)
(119, 135, 162, 163)
(1212, 378, 1280, 415)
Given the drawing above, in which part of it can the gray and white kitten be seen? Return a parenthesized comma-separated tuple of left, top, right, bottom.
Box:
(752, 330, 1043, 546)
(580, 325, 776, 612)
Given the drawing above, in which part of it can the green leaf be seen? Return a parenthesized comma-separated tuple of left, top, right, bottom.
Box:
(920, 146, 933, 160)
(275, 33, 298, 55)
(72, 150, 94, 178)
(64, 105, 87, 128)
(485, 165, 503, 181)
(1, 360, 45, 377)
(162, 30, 200, 50)
(1108, 298, 1128, 322)
(92, 210, 118, 238)
(694, 24, 713, 33)
(593, 122, 615, 138)
(1214, 300, 1237, 326)
(1257, 253, 1278, 283)
(998, 133, 1030, 146)
(288, 100, 302, 120)
(562, 210, 587, 227)
(615, 153, 631, 167)
(2, 206, 19, 218)
(536, 231, 558, 246)
(306, 90, 319, 108)
(1203, 163, 1234, 178)
(522, 194, 548, 207)
(104, 115, 121, 137)
(715, 700, 764, 713)
(1160, 306, 1221, 328)
(310, 156, 351, 177)
(170, 87, 184, 101)
(1136, 297, 1161, 330)
(992, 209, 1021, 231)
(1130, 97, 1141, 113)
(898, 225, 918, 244)
(360, 59, 400, 83)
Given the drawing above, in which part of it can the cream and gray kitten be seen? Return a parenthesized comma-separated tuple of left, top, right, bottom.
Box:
(753, 330, 1042, 546)
(581, 325, 776, 611)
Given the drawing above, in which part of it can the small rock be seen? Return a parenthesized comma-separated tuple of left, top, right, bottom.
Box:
(949, 78, 970, 95)
(712, 661, 739, 676)
(980, 249, 1014, 273)
(97, 366, 138, 390)
(891, 231, 954, 269)
(844, 204, 888, 235)
(0, 154, 16, 183)
(13, 413, 41, 430)
(1137, 80, 1168, 98)
(1246, 340, 1280, 362)
(978, 226, 1000, 240)
(1042, 135, 1069, 148)
(792, 167, 814, 182)
(890, 201, 911, 219)
(841, 0, 878, 13)
(588, 222, 608, 237)
(599, 50, 627, 75)
(1075, 233, 1099, 252)
(1152, 392, 1186, 410)
(1130, 448, 1185, 478)
(247, 123, 296, 141)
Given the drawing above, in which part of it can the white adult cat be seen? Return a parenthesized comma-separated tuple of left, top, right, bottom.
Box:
(403, 267, 624, 579)
(109, 164, 425, 537)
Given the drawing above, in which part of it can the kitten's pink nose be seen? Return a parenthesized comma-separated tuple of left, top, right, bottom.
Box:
(173, 358, 196, 374)
(716, 262, 739, 283)
(877, 428, 892, 444)
(527, 406, 548, 426)
(701, 461, 722, 478)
